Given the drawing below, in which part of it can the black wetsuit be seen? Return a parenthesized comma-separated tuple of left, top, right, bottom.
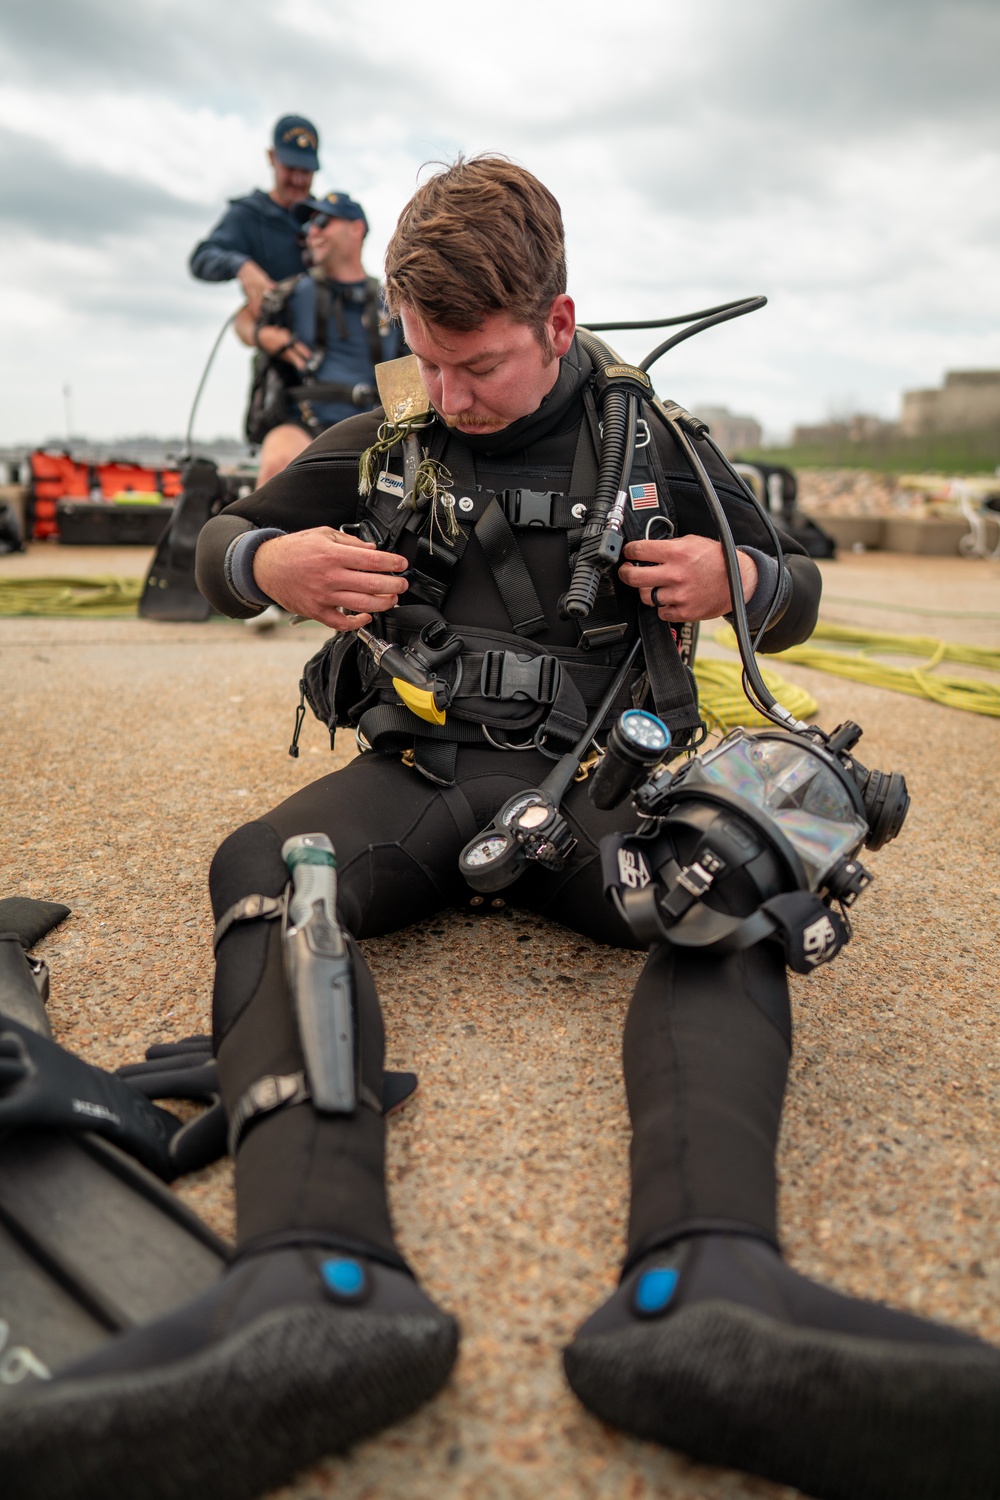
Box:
(194, 340, 821, 1266)
(6, 345, 996, 1500)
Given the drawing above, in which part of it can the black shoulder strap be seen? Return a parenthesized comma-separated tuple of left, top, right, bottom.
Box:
(474, 500, 548, 637)
(363, 278, 384, 367)
(569, 384, 601, 497)
(312, 274, 330, 356)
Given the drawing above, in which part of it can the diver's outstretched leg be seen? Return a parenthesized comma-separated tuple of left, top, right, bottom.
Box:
(0, 819, 457, 1500)
(563, 942, 1000, 1500)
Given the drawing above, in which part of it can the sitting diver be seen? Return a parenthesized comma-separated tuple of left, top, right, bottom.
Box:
(251, 190, 403, 486)
(4, 156, 997, 1500)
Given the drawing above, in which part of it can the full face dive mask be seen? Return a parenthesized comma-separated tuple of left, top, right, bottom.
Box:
(597, 715, 909, 971)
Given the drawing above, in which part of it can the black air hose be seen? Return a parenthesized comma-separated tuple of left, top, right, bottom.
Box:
(559, 329, 637, 620)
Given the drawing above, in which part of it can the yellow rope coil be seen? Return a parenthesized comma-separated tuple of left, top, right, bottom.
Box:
(714, 623, 1000, 719)
(0, 576, 144, 617)
(693, 657, 818, 731)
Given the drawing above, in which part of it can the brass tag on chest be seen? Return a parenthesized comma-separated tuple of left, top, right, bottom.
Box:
(374, 355, 432, 425)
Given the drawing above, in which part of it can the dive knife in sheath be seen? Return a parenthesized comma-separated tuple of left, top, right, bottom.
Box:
(281, 834, 358, 1113)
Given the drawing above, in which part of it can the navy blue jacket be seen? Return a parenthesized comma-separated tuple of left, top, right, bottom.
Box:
(189, 190, 306, 283)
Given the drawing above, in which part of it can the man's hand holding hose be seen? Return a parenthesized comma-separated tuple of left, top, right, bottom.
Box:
(253, 528, 408, 631)
(618, 535, 757, 622)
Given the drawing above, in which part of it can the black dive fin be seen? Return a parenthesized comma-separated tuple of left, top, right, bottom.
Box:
(0, 899, 70, 953)
(0, 909, 228, 1393)
(0, 1132, 229, 1393)
(0, 936, 52, 1038)
(139, 457, 224, 621)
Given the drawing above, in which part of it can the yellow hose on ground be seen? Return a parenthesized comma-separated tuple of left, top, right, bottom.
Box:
(714, 623, 1000, 718)
(0, 576, 144, 616)
(693, 658, 818, 731)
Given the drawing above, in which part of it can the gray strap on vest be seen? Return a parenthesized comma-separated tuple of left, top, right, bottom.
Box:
(228, 1068, 381, 1155)
(213, 893, 284, 952)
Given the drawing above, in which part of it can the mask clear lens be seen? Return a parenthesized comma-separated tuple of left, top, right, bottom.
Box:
(689, 731, 868, 890)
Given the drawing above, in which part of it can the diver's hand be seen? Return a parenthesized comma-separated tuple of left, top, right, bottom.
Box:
(619, 535, 757, 622)
(253, 528, 409, 630)
(237, 259, 275, 319)
(255, 324, 312, 372)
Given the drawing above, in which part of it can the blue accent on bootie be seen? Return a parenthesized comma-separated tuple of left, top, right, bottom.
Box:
(633, 1266, 679, 1318)
(321, 1257, 367, 1303)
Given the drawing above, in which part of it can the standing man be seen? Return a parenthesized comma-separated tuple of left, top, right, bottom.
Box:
(251, 191, 403, 486)
(6, 157, 998, 1500)
(189, 115, 320, 346)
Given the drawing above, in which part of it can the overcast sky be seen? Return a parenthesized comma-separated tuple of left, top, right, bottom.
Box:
(1, 0, 998, 445)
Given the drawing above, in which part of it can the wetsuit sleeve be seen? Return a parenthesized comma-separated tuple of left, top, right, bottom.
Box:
(650, 416, 821, 652)
(189, 204, 254, 283)
(194, 410, 383, 617)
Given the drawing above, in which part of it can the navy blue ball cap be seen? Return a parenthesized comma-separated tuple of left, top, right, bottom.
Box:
(302, 191, 368, 232)
(272, 115, 320, 171)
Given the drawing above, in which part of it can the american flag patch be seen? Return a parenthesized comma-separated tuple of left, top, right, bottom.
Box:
(629, 482, 658, 510)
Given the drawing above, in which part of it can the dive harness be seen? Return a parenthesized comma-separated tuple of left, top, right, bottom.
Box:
(291, 337, 710, 784)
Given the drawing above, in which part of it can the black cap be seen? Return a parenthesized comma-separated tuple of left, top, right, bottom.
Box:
(272, 115, 320, 171)
(302, 190, 368, 233)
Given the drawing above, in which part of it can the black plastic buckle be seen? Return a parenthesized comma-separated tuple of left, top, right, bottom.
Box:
(503, 489, 560, 528)
(481, 651, 561, 703)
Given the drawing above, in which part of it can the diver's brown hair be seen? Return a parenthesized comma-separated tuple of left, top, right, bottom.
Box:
(384, 155, 566, 342)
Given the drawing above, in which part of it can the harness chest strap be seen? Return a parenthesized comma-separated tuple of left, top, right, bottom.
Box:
(349, 403, 702, 735)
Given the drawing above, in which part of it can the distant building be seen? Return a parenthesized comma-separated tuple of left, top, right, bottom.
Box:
(791, 414, 897, 446)
(692, 405, 762, 455)
(900, 371, 1000, 436)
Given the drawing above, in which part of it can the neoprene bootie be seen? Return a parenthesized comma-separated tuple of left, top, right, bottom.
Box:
(564, 1232, 1000, 1500)
(0, 1243, 458, 1500)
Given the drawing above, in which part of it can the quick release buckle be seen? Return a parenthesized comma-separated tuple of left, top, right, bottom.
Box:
(502, 488, 560, 528)
(480, 651, 561, 704)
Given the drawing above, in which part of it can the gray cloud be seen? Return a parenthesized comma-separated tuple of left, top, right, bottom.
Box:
(0, 0, 408, 111)
(0, 125, 204, 240)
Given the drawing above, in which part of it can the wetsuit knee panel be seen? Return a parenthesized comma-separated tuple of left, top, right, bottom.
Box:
(210, 821, 289, 919)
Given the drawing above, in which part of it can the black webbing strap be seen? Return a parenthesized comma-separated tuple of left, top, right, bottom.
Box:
(363, 277, 384, 367)
(413, 739, 459, 787)
(288, 379, 377, 405)
(636, 606, 703, 738)
(213, 893, 284, 952)
(313, 276, 330, 353)
(435, 776, 480, 839)
(358, 703, 486, 751)
(474, 499, 548, 637)
(569, 388, 601, 497)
